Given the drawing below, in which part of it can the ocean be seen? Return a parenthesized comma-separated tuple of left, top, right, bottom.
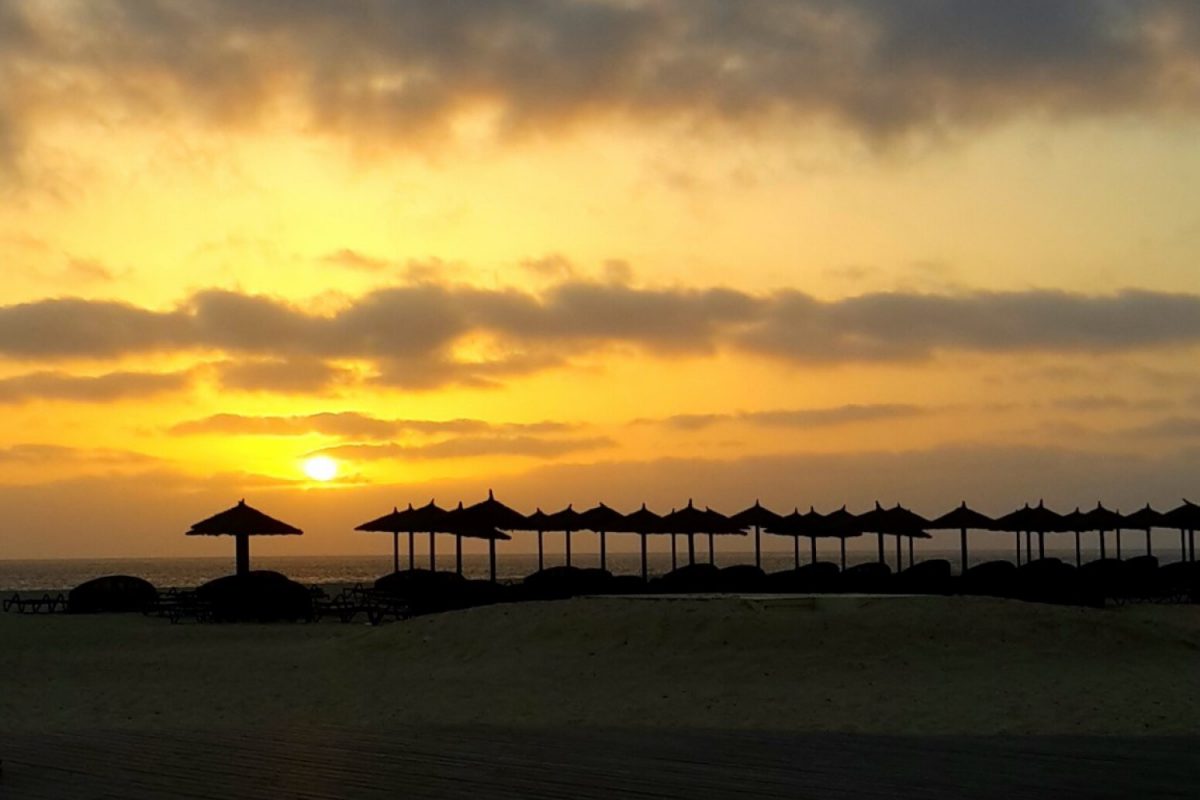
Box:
(0, 536, 1186, 593)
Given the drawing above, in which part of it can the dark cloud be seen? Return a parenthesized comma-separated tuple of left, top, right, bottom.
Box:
(647, 403, 925, 431)
(171, 412, 576, 439)
(317, 435, 613, 461)
(213, 358, 354, 394)
(0, 370, 190, 403)
(2, 1, 1200, 169)
(2, 284, 1200, 388)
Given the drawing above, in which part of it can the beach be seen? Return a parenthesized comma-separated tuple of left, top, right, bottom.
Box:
(4, 595, 1199, 735)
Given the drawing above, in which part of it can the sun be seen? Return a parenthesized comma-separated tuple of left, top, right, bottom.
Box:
(302, 455, 339, 482)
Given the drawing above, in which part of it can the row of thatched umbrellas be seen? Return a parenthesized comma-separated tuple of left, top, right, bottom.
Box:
(188, 495, 1200, 581)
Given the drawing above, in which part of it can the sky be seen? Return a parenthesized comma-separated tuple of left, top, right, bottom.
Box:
(2, 0, 1200, 560)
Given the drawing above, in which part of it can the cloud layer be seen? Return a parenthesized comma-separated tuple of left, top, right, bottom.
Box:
(2, 283, 1199, 392)
(2, 1, 1200, 169)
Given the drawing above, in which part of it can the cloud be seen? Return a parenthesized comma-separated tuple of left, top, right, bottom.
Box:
(63, 257, 115, 282)
(212, 358, 355, 394)
(316, 435, 613, 461)
(1127, 416, 1200, 438)
(646, 403, 926, 431)
(0, 370, 191, 403)
(4, 283, 1200, 391)
(2, 1, 1200, 170)
(320, 249, 392, 272)
(0, 443, 159, 467)
(170, 412, 577, 439)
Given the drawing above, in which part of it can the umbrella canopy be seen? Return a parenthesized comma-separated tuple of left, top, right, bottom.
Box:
(822, 506, 863, 537)
(855, 501, 892, 533)
(448, 489, 526, 531)
(579, 502, 627, 532)
(928, 502, 994, 531)
(624, 503, 663, 534)
(1163, 500, 1200, 529)
(765, 507, 806, 536)
(660, 500, 714, 534)
(884, 504, 931, 537)
(1081, 502, 1123, 531)
(354, 504, 412, 534)
(545, 504, 584, 531)
(1122, 504, 1166, 529)
(1059, 507, 1092, 532)
(729, 500, 783, 529)
(186, 499, 302, 576)
(518, 508, 553, 531)
(992, 500, 1064, 533)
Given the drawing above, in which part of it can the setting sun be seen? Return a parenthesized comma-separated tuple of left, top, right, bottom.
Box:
(302, 456, 339, 483)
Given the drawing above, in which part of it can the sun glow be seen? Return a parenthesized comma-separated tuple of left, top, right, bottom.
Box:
(302, 456, 339, 482)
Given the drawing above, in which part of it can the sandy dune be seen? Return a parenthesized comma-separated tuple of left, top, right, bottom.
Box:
(2, 595, 1198, 734)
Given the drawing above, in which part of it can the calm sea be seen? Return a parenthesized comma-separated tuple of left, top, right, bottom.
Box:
(1, 535, 1185, 593)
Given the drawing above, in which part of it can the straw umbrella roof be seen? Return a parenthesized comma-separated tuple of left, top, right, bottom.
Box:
(855, 501, 892, 533)
(885, 503, 932, 538)
(187, 500, 302, 537)
(822, 506, 864, 538)
(992, 500, 1063, 533)
(1081, 502, 1123, 531)
(729, 500, 783, 529)
(928, 502, 995, 531)
(579, 502, 627, 532)
(545, 504, 584, 531)
(449, 489, 527, 532)
(704, 506, 747, 535)
(1059, 507, 1091, 532)
(1163, 499, 1200, 529)
(624, 503, 663, 534)
(453, 527, 513, 542)
(660, 500, 713, 534)
(517, 508, 553, 532)
(1122, 504, 1166, 530)
(355, 504, 415, 533)
(765, 507, 806, 536)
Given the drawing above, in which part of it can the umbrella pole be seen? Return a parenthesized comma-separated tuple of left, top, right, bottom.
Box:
(566, 530, 572, 567)
(1116, 528, 1122, 561)
(488, 539, 496, 583)
(640, 534, 648, 582)
(1181, 529, 1187, 562)
(671, 534, 677, 571)
(538, 531, 544, 572)
(960, 528, 968, 575)
(894, 535, 901, 571)
(1037, 531, 1045, 561)
(754, 525, 761, 569)
(810, 536, 817, 565)
(1145, 528, 1152, 557)
(409, 532, 415, 570)
(793, 536, 799, 570)
(839, 538, 846, 571)
(708, 532, 715, 566)
(429, 531, 436, 571)
(1190, 529, 1196, 563)
(1099, 530, 1107, 560)
(688, 534, 696, 566)
(1025, 531, 1032, 563)
(908, 536, 914, 568)
(456, 535, 463, 576)
(235, 533, 250, 577)
(1015, 531, 1021, 566)
(876, 532, 884, 564)
(600, 531, 607, 572)
(392, 532, 400, 574)
(1074, 531, 1081, 567)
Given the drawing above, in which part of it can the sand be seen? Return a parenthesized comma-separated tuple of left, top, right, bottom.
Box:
(2, 595, 1198, 735)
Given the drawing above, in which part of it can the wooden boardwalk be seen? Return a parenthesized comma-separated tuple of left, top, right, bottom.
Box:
(2, 726, 1198, 799)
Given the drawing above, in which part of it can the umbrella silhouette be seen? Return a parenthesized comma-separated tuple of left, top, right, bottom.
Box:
(821, 506, 863, 570)
(623, 503, 664, 581)
(928, 502, 995, 575)
(447, 490, 526, 580)
(700, 506, 745, 566)
(730, 500, 782, 569)
(579, 503, 627, 572)
(856, 502, 893, 565)
(764, 508, 808, 569)
(1058, 506, 1093, 566)
(187, 499, 302, 576)
(993, 501, 1063, 564)
(1163, 500, 1200, 563)
(660, 501, 714, 566)
(883, 503, 931, 571)
(545, 504, 584, 568)
(355, 503, 421, 573)
(1122, 504, 1166, 558)
(518, 508, 553, 572)
(1082, 503, 1123, 561)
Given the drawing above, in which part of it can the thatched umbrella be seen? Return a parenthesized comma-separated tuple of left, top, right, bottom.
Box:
(993, 501, 1063, 564)
(580, 503, 627, 572)
(447, 490, 526, 579)
(856, 502, 892, 565)
(455, 526, 512, 582)
(701, 506, 745, 566)
(546, 504, 584, 567)
(730, 500, 782, 569)
(187, 499, 302, 576)
(391, 499, 449, 571)
(822, 506, 863, 570)
(1058, 507, 1091, 566)
(1122, 504, 1165, 558)
(1163, 500, 1200, 563)
(765, 508, 806, 569)
(520, 509, 553, 572)
(928, 502, 995, 575)
(883, 503, 931, 570)
(624, 503, 663, 581)
(660, 500, 712, 566)
(1082, 503, 1123, 561)
(354, 504, 412, 573)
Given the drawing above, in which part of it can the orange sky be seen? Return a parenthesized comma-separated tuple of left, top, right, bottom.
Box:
(2, 1, 1200, 559)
